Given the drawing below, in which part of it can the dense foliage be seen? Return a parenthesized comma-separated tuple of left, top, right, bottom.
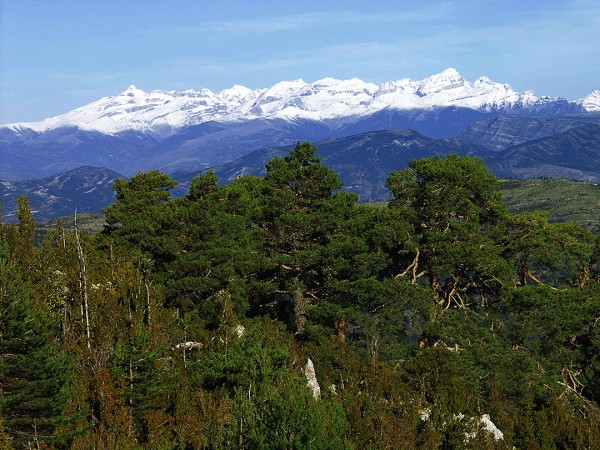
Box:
(1, 144, 599, 449)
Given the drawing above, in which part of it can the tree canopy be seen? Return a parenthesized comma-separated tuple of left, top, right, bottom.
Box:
(1, 147, 599, 448)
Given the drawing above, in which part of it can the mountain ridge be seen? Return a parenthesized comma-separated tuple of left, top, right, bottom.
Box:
(487, 123, 600, 182)
(3, 68, 594, 137)
(3, 124, 600, 222)
(0, 166, 120, 222)
(195, 126, 600, 200)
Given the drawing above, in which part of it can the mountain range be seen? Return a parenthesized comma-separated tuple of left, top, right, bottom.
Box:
(198, 121, 600, 201)
(1, 68, 599, 221)
(8, 119, 595, 221)
(7, 68, 598, 138)
(2, 68, 599, 180)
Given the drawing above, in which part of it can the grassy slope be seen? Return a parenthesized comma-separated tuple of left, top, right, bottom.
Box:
(365, 178, 600, 231)
(500, 178, 600, 231)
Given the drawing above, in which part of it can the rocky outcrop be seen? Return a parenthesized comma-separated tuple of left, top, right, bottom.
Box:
(304, 358, 321, 400)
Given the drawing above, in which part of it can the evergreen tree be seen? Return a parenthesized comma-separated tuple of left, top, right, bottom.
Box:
(0, 258, 73, 448)
(386, 154, 511, 308)
(104, 170, 178, 258)
(504, 211, 596, 287)
(159, 171, 259, 314)
(256, 142, 360, 332)
(1, 195, 37, 268)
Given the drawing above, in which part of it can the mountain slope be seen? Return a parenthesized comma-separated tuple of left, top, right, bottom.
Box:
(459, 114, 600, 150)
(582, 90, 600, 112)
(2, 68, 597, 181)
(0, 108, 501, 179)
(500, 178, 600, 231)
(5, 123, 600, 221)
(487, 123, 600, 182)
(184, 129, 490, 201)
(0, 127, 158, 180)
(202, 125, 600, 200)
(0, 166, 121, 222)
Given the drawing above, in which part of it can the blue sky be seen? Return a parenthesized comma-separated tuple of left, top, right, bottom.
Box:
(1, 0, 599, 123)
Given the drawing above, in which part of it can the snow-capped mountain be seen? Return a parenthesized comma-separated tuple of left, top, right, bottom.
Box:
(2, 68, 598, 183)
(581, 90, 600, 112)
(3, 68, 592, 138)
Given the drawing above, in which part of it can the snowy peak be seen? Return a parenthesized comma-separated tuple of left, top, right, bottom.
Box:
(581, 90, 600, 112)
(120, 85, 146, 98)
(3, 69, 594, 136)
(244, 76, 379, 120)
(439, 67, 462, 78)
(417, 67, 467, 96)
(220, 85, 256, 101)
(474, 76, 494, 85)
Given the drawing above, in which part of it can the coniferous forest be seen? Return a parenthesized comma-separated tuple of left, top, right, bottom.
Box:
(1, 143, 600, 449)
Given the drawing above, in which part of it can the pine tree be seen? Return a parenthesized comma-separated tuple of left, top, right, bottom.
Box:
(104, 170, 178, 254)
(158, 171, 257, 314)
(255, 142, 359, 334)
(386, 154, 511, 308)
(0, 258, 73, 448)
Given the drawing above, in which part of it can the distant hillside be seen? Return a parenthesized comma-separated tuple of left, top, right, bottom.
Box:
(35, 212, 106, 243)
(1, 166, 120, 222)
(34, 178, 600, 238)
(488, 123, 600, 182)
(5, 126, 600, 223)
(185, 125, 600, 200)
(0, 127, 158, 180)
(177, 129, 490, 201)
(500, 178, 600, 231)
(459, 114, 600, 150)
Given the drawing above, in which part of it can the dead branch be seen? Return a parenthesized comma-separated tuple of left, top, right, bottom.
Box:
(173, 341, 204, 351)
(397, 249, 420, 281)
(526, 270, 544, 286)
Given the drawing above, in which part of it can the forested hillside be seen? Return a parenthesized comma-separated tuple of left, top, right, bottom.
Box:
(1, 145, 599, 449)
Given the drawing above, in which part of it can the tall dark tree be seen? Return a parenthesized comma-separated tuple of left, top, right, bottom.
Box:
(256, 142, 360, 334)
(0, 195, 37, 268)
(504, 211, 596, 287)
(0, 258, 73, 448)
(154, 171, 261, 315)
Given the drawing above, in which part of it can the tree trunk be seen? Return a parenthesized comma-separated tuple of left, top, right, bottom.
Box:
(74, 212, 91, 350)
(293, 286, 306, 336)
(336, 319, 346, 344)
